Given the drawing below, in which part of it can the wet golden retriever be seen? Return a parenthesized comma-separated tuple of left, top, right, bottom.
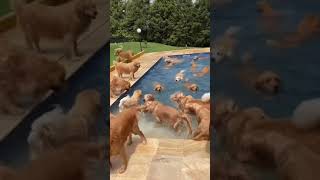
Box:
(184, 102, 210, 141)
(184, 82, 199, 92)
(114, 48, 134, 63)
(118, 90, 142, 112)
(0, 51, 66, 115)
(12, 0, 98, 59)
(267, 15, 320, 48)
(241, 131, 320, 180)
(110, 76, 130, 98)
(153, 82, 164, 92)
(216, 106, 320, 164)
(194, 66, 210, 77)
(141, 100, 193, 135)
(110, 107, 147, 173)
(171, 92, 210, 114)
(115, 61, 141, 80)
(239, 60, 281, 95)
(28, 90, 102, 159)
(5, 142, 105, 180)
(143, 94, 155, 102)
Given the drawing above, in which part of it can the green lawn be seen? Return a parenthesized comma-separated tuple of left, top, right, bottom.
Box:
(0, 0, 11, 17)
(110, 42, 185, 65)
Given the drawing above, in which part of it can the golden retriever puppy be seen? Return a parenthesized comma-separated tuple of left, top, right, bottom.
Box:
(110, 107, 147, 173)
(239, 60, 281, 95)
(184, 82, 199, 92)
(175, 70, 185, 82)
(118, 90, 142, 112)
(0, 52, 66, 115)
(143, 94, 155, 102)
(12, 0, 98, 59)
(164, 56, 182, 68)
(115, 61, 141, 80)
(212, 26, 240, 63)
(267, 15, 320, 48)
(153, 82, 164, 92)
(241, 132, 320, 180)
(219, 107, 320, 163)
(114, 48, 134, 63)
(170, 92, 209, 114)
(141, 101, 193, 135)
(110, 76, 130, 98)
(254, 71, 281, 94)
(28, 90, 102, 159)
(184, 102, 210, 141)
(14, 142, 105, 180)
(194, 66, 210, 77)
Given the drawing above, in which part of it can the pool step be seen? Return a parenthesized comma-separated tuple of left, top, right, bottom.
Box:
(110, 138, 210, 180)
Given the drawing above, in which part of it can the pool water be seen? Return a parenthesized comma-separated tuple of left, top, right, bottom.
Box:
(0, 44, 108, 177)
(111, 53, 210, 139)
(213, 1, 320, 179)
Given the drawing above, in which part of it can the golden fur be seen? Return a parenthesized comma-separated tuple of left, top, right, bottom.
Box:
(216, 107, 320, 164)
(143, 94, 155, 102)
(0, 48, 66, 115)
(110, 76, 130, 98)
(267, 15, 320, 48)
(28, 90, 102, 159)
(239, 60, 281, 95)
(115, 61, 141, 80)
(195, 66, 210, 77)
(241, 132, 320, 180)
(153, 83, 164, 92)
(184, 102, 210, 141)
(170, 92, 210, 114)
(141, 100, 193, 135)
(120, 90, 142, 110)
(110, 108, 147, 173)
(13, 0, 98, 59)
(114, 48, 134, 63)
(184, 82, 199, 92)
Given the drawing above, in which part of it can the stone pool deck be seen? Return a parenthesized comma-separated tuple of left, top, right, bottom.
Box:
(0, 0, 109, 141)
(110, 48, 210, 106)
(110, 138, 210, 180)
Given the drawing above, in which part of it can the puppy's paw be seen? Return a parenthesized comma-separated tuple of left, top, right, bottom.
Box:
(142, 140, 147, 145)
(118, 166, 127, 174)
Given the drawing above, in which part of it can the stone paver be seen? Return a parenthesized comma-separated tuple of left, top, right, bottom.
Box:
(0, 0, 109, 141)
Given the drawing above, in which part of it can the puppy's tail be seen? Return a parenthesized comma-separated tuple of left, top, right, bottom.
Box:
(201, 92, 210, 103)
(179, 69, 185, 74)
(292, 98, 320, 129)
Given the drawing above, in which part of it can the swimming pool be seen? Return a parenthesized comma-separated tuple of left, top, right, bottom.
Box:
(110, 53, 210, 139)
(0, 44, 108, 176)
(213, 1, 320, 179)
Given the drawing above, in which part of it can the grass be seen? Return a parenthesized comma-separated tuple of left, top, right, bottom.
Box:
(110, 42, 186, 65)
(0, 0, 11, 17)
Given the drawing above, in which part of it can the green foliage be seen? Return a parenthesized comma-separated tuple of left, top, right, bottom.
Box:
(111, 0, 210, 47)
